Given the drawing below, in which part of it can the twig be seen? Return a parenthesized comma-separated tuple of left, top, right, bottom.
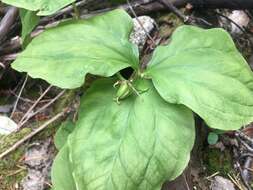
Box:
(240, 153, 253, 158)
(206, 171, 220, 180)
(10, 91, 53, 103)
(236, 131, 253, 147)
(10, 74, 28, 118)
(0, 110, 67, 159)
(19, 90, 65, 128)
(216, 12, 247, 34)
(240, 138, 253, 153)
(0, 52, 19, 62)
(6, 168, 25, 177)
(228, 173, 246, 190)
(0, 36, 21, 56)
(79, 0, 156, 19)
(183, 173, 190, 190)
(236, 161, 253, 190)
(0, 7, 18, 42)
(159, 0, 189, 22)
(18, 85, 52, 127)
(0, 62, 5, 69)
(159, 0, 212, 26)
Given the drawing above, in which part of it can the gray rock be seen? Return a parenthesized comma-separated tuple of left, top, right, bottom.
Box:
(21, 139, 55, 190)
(130, 16, 156, 50)
(228, 11, 249, 35)
(210, 176, 235, 190)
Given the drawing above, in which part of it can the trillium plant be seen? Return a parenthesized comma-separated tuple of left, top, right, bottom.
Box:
(6, 5, 253, 190)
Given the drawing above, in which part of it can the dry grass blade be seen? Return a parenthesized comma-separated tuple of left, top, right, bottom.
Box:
(228, 173, 247, 190)
(10, 74, 28, 118)
(19, 90, 66, 128)
(18, 85, 52, 127)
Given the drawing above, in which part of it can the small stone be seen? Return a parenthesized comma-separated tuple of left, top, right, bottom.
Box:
(0, 115, 18, 135)
(130, 16, 156, 50)
(228, 11, 250, 34)
(22, 139, 55, 190)
(210, 176, 235, 190)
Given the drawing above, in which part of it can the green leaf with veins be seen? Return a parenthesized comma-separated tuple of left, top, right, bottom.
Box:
(145, 25, 253, 130)
(51, 78, 195, 190)
(2, 0, 75, 15)
(12, 9, 139, 89)
(19, 9, 39, 48)
(52, 146, 76, 190)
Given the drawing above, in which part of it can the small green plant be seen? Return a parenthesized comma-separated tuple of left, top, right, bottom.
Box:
(207, 132, 219, 145)
(9, 9, 253, 190)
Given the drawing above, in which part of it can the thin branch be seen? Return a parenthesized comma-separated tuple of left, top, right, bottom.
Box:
(0, 7, 18, 42)
(0, 61, 5, 69)
(239, 138, 253, 153)
(0, 36, 21, 56)
(10, 74, 28, 118)
(159, 0, 189, 22)
(10, 91, 53, 103)
(236, 131, 253, 147)
(183, 173, 190, 190)
(0, 110, 67, 159)
(216, 11, 247, 34)
(19, 90, 66, 128)
(18, 85, 52, 127)
(159, 0, 212, 26)
(0, 53, 19, 62)
(236, 161, 253, 190)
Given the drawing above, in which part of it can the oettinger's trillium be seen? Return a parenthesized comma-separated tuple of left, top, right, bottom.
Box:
(11, 9, 253, 190)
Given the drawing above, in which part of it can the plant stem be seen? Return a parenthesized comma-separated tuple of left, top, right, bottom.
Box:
(116, 72, 125, 81)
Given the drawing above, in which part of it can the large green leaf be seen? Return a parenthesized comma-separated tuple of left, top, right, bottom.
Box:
(12, 9, 139, 89)
(145, 25, 253, 130)
(52, 146, 76, 190)
(2, 0, 75, 15)
(52, 78, 195, 190)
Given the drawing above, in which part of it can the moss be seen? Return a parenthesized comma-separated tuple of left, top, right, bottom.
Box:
(203, 147, 233, 175)
(0, 123, 60, 189)
(0, 128, 32, 152)
(0, 86, 78, 189)
(0, 128, 32, 189)
(34, 121, 59, 141)
(0, 144, 27, 189)
(0, 152, 27, 189)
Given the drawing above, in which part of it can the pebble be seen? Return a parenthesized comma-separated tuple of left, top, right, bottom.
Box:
(130, 16, 156, 50)
(228, 11, 250, 34)
(0, 115, 17, 135)
(210, 176, 235, 190)
(21, 139, 55, 190)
